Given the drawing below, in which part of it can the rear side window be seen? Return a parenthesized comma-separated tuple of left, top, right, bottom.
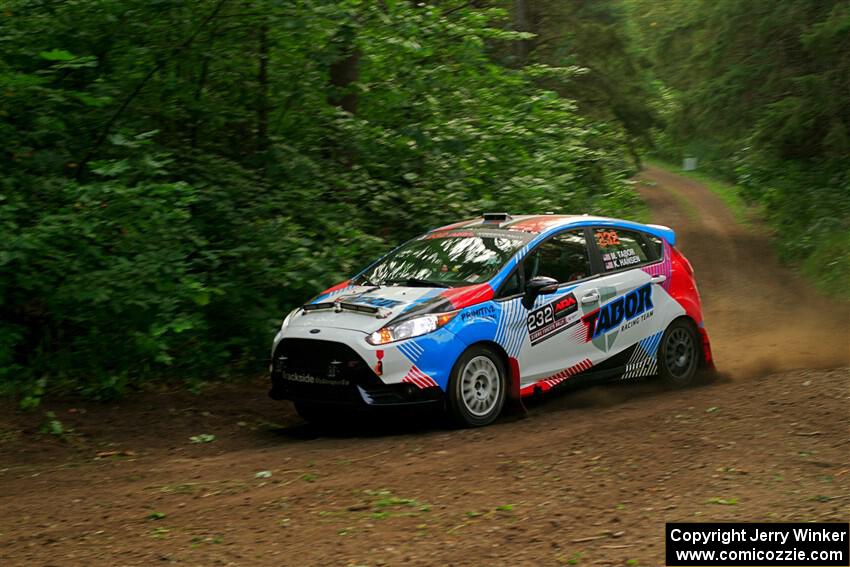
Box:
(593, 227, 657, 272)
(644, 234, 663, 261)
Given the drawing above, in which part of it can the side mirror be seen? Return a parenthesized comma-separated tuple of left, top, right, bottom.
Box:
(522, 276, 559, 309)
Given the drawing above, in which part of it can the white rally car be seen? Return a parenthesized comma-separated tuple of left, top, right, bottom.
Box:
(270, 213, 713, 427)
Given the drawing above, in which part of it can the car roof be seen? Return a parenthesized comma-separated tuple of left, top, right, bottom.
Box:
(431, 214, 676, 245)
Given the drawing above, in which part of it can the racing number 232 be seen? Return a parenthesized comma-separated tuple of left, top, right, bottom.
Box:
(528, 305, 555, 333)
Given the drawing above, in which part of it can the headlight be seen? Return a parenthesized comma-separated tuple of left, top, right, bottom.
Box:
(366, 312, 457, 345)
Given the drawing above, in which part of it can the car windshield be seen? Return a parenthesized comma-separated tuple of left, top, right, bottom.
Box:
(358, 230, 529, 288)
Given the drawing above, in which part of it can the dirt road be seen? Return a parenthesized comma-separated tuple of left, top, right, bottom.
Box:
(637, 165, 848, 375)
(1, 166, 848, 566)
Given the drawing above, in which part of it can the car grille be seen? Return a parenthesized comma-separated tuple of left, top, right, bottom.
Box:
(273, 338, 380, 385)
(270, 339, 382, 402)
(269, 339, 442, 406)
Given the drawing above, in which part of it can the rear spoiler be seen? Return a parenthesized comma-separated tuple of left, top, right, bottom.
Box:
(645, 223, 676, 246)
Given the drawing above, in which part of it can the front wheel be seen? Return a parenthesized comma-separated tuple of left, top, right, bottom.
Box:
(446, 346, 507, 428)
(658, 319, 699, 388)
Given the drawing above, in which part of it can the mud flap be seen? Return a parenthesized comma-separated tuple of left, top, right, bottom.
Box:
(698, 326, 715, 370)
(504, 356, 527, 415)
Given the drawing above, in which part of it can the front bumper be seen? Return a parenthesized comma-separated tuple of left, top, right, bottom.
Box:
(268, 336, 443, 407)
(268, 379, 443, 407)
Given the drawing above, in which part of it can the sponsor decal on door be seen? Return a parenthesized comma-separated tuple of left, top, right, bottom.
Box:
(526, 293, 580, 346)
(581, 284, 653, 341)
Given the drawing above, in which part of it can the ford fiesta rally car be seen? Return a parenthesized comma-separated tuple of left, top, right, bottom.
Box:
(270, 213, 713, 427)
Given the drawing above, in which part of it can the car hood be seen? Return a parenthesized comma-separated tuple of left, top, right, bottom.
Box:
(287, 283, 493, 334)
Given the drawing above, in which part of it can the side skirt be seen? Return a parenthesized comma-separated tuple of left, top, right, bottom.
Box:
(520, 336, 663, 398)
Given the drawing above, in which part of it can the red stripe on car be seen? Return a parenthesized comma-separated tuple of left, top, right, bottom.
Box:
(440, 283, 494, 309)
(319, 279, 350, 295)
(403, 365, 437, 389)
(505, 216, 570, 233)
(520, 358, 592, 397)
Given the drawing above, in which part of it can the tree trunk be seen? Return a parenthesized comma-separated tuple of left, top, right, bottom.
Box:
(328, 25, 360, 115)
(327, 24, 360, 173)
(190, 45, 212, 149)
(513, 0, 532, 66)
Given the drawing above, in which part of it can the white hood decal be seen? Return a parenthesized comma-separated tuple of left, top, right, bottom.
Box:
(290, 286, 444, 333)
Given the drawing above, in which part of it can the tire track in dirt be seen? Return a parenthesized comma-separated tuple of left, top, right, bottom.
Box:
(637, 165, 849, 375)
(0, 165, 847, 566)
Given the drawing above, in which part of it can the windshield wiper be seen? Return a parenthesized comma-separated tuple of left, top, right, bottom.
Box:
(354, 275, 379, 287)
(385, 277, 450, 288)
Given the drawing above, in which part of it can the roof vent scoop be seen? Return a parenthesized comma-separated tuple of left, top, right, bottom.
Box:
(482, 212, 511, 222)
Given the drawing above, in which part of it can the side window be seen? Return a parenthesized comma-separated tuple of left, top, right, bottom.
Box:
(644, 234, 663, 261)
(498, 269, 522, 297)
(594, 227, 654, 271)
(523, 230, 591, 284)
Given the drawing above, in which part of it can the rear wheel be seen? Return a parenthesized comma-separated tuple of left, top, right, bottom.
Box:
(446, 346, 507, 427)
(659, 318, 699, 388)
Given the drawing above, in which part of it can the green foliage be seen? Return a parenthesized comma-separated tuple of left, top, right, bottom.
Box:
(40, 411, 65, 437)
(498, 0, 659, 164)
(629, 0, 850, 296)
(735, 156, 850, 298)
(189, 434, 216, 444)
(1, 0, 643, 403)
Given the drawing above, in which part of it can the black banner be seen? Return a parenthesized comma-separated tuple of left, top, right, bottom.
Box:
(666, 523, 849, 566)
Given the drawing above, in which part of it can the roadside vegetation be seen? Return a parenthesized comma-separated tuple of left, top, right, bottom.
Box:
(628, 0, 850, 298)
(1, 0, 845, 404)
(0, 1, 652, 403)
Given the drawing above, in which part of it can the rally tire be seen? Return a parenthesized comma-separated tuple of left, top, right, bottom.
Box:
(446, 345, 507, 428)
(658, 318, 699, 388)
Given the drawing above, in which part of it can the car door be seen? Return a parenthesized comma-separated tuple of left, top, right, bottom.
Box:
(514, 229, 603, 386)
(579, 226, 674, 375)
